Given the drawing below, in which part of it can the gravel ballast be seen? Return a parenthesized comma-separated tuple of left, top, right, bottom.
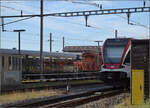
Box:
(76, 93, 129, 108)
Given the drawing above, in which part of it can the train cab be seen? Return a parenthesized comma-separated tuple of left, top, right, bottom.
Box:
(100, 38, 132, 83)
(0, 49, 23, 91)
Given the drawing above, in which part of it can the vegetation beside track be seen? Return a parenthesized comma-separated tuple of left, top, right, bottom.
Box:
(0, 80, 101, 105)
(116, 98, 150, 108)
(0, 89, 63, 105)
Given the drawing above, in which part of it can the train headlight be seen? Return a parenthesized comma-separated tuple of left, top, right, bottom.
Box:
(103, 65, 106, 68)
(110, 65, 115, 68)
(119, 65, 125, 68)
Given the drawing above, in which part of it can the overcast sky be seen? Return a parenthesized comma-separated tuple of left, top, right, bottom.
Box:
(0, 0, 149, 52)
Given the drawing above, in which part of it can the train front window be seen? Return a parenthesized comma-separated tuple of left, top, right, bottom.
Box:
(104, 46, 125, 64)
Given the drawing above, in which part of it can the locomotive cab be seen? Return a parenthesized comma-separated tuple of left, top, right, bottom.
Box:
(100, 38, 132, 83)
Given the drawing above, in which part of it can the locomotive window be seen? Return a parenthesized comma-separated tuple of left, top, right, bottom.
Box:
(2, 56, 5, 69)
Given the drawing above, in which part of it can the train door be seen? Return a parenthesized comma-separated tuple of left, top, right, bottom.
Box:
(131, 69, 144, 105)
(1, 56, 5, 73)
(4, 55, 22, 88)
(0, 56, 5, 93)
(0, 56, 5, 85)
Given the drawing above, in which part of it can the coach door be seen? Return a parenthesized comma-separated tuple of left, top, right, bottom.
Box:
(132, 69, 144, 105)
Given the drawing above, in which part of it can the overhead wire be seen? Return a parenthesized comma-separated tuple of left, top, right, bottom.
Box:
(71, 1, 149, 29)
(1, 5, 22, 12)
(1, 3, 108, 41)
(0, 1, 132, 40)
(1, 1, 148, 46)
(0, 2, 38, 26)
(115, 14, 149, 29)
(0, 1, 116, 34)
(0, 3, 115, 48)
(1, 1, 149, 30)
(0, 17, 34, 26)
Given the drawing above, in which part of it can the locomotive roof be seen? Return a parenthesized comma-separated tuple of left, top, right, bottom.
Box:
(0, 49, 79, 58)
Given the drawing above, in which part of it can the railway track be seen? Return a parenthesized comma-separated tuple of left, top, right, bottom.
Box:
(2, 85, 127, 108)
(22, 71, 100, 81)
(2, 80, 102, 94)
(43, 89, 126, 108)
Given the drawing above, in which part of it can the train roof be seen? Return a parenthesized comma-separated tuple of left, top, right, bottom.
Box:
(0, 49, 79, 58)
(106, 38, 132, 41)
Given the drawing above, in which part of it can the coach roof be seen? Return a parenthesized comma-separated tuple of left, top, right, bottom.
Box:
(0, 49, 78, 58)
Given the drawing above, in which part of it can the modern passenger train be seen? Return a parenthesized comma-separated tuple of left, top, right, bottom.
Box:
(100, 38, 132, 83)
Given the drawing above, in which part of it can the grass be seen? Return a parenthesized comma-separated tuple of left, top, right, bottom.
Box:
(0, 80, 101, 105)
(0, 89, 63, 105)
(116, 98, 150, 108)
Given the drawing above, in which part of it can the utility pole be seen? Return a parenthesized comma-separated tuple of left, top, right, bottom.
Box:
(50, 33, 52, 53)
(13, 29, 26, 54)
(127, 12, 131, 24)
(0, 2, 1, 50)
(63, 37, 65, 50)
(13, 29, 25, 71)
(94, 40, 103, 71)
(40, 0, 44, 81)
(49, 33, 53, 72)
(0, 0, 1, 94)
(100, 4, 102, 10)
(144, 0, 146, 7)
(21, 10, 23, 16)
(115, 29, 118, 38)
(84, 15, 88, 27)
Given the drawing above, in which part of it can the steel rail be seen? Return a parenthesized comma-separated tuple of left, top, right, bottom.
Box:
(23, 71, 100, 76)
(42, 89, 127, 108)
(1, 82, 102, 94)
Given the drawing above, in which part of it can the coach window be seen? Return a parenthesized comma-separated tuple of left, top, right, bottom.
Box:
(16, 57, 20, 70)
(8, 56, 12, 71)
(12, 56, 16, 70)
(18, 57, 21, 70)
(2, 56, 5, 69)
(15, 57, 18, 70)
(12, 56, 14, 70)
(16, 57, 18, 70)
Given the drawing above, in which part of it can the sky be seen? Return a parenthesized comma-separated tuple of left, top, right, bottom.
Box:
(0, 0, 150, 52)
